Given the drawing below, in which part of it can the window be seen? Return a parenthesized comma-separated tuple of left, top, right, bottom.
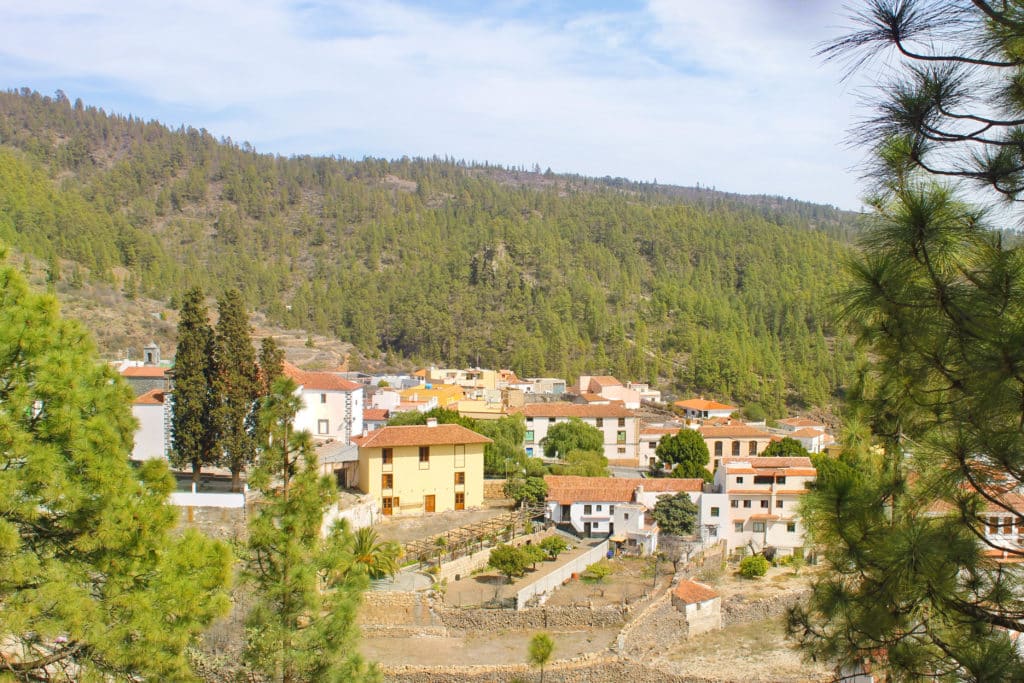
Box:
(736, 476, 744, 484)
(748, 441, 757, 455)
(731, 441, 740, 456)
(317, 419, 329, 435)
(526, 447, 534, 457)
(609, 506, 614, 514)
(381, 473, 393, 489)
(624, 513, 630, 520)
(419, 446, 430, 463)
(548, 418, 555, 424)
(709, 527, 718, 538)
(596, 505, 603, 512)
(584, 504, 592, 514)
(776, 500, 784, 509)
(753, 521, 766, 533)
(743, 500, 752, 508)
(454, 472, 465, 485)
(382, 448, 393, 464)
(754, 475, 774, 485)
(730, 500, 739, 508)
(618, 417, 625, 427)
(616, 430, 626, 443)
(710, 507, 720, 517)
(734, 522, 743, 532)
(715, 441, 723, 457)
(525, 430, 535, 442)
(617, 447, 626, 454)
(320, 393, 327, 404)
(760, 499, 769, 509)
(776, 476, 786, 484)
(526, 417, 534, 424)
(714, 458, 720, 470)
(787, 522, 796, 533)
(596, 418, 604, 428)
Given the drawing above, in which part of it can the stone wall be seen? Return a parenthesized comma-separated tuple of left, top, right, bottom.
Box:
(684, 596, 722, 637)
(438, 603, 627, 632)
(721, 588, 809, 627)
(176, 504, 248, 540)
(483, 479, 508, 500)
(617, 591, 687, 656)
(381, 654, 722, 683)
(358, 591, 440, 628)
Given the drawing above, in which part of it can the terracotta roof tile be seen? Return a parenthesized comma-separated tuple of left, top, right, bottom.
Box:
(588, 376, 623, 388)
(133, 388, 166, 405)
(514, 402, 635, 419)
(363, 409, 389, 421)
(791, 427, 826, 437)
(673, 579, 719, 604)
(283, 362, 362, 391)
(699, 425, 773, 439)
(722, 457, 814, 469)
(778, 417, 826, 428)
(351, 423, 491, 448)
(544, 475, 702, 505)
(121, 366, 168, 378)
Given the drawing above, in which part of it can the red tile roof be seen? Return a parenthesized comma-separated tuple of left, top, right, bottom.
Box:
(362, 409, 389, 422)
(722, 456, 814, 469)
(514, 402, 635, 419)
(351, 423, 491, 448)
(544, 475, 702, 505)
(588, 376, 623, 388)
(283, 362, 362, 392)
(673, 579, 719, 605)
(674, 398, 736, 412)
(121, 366, 168, 378)
(791, 427, 826, 437)
(699, 425, 773, 439)
(778, 417, 826, 428)
(133, 388, 166, 405)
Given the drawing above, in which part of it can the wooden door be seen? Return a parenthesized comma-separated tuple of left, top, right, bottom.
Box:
(455, 492, 465, 510)
(424, 495, 435, 513)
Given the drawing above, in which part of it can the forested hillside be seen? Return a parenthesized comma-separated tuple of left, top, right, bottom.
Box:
(0, 89, 859, 415)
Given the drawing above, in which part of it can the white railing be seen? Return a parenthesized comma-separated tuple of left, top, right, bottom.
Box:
(168, 491, 246, 508)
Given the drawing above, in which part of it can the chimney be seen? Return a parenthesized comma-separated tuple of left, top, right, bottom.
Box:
(426, 417, 438, 427)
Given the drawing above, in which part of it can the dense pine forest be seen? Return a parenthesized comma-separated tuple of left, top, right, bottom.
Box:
(0, 89, 859, 415)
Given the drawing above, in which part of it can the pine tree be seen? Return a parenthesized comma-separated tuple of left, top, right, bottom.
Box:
(243, 377, 379, 683)
(213, 288, 260, 492)
(0, 250, 231, 680)
(790, 3, 1024, 679)
(170, 286, 217, 486)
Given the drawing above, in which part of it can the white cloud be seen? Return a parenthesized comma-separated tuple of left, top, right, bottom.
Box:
(0, 0, 867, 208)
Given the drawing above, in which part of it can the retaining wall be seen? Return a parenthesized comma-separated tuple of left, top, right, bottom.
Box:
(483, 479, 508, 500)
(438, 603, 627, 632)
(322, 494, 379, 534)
(721, 588, 809, 627)
(382, 655, 723, 683)
(175, 504, 247, 540)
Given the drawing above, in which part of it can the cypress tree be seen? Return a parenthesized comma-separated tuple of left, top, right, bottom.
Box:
(243, 376, 379, 683)
(258, 335, 285, 392)
(170, 286, 217, 487)
(213, 288, 260, 492)
(0, 250, 232, 680)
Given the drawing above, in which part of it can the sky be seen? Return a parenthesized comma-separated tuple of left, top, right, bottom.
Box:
(0, 0, 869, 210)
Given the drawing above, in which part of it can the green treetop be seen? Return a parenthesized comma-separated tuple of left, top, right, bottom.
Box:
(244, 376, 379, 683)
(650, 492, 699, 537)
(541, 418, 603, 458)
(0, 251, 231, 680)
(654, 429, 711, 481)
(213, 288, 260, 492)
(762, 437, 809, 458)
(170, 286, 217, 486)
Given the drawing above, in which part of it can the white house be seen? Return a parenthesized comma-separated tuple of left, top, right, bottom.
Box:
(673, 398, 737, 422)
(544, 475, 704, 542)
(283, 362, 364, 444)
(130, 388, 171, 461)
(712, 457, 817, 556)
(515, 402, 640, 465)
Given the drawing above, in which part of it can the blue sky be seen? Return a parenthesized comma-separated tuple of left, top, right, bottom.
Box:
(0, 1, 867, 209)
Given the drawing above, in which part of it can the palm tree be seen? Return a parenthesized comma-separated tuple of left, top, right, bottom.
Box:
(351, 527, 402, 579)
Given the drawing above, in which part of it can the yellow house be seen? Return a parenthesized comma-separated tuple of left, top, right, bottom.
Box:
(352, 420, 490, 516)
(398, 383, 465, 409)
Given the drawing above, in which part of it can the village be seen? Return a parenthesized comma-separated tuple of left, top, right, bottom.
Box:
(117, 342, 843, 681)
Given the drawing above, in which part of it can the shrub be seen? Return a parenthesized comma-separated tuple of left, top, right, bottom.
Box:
(739, 554, 770, 578)
(539, 535, 569, 560)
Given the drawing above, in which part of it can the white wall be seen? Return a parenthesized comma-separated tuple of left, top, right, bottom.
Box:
(294, 386, 364, 444)
(131, 403, 167, 461)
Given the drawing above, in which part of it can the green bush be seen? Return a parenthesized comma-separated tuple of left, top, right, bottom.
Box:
(739, 554, 770, 578)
